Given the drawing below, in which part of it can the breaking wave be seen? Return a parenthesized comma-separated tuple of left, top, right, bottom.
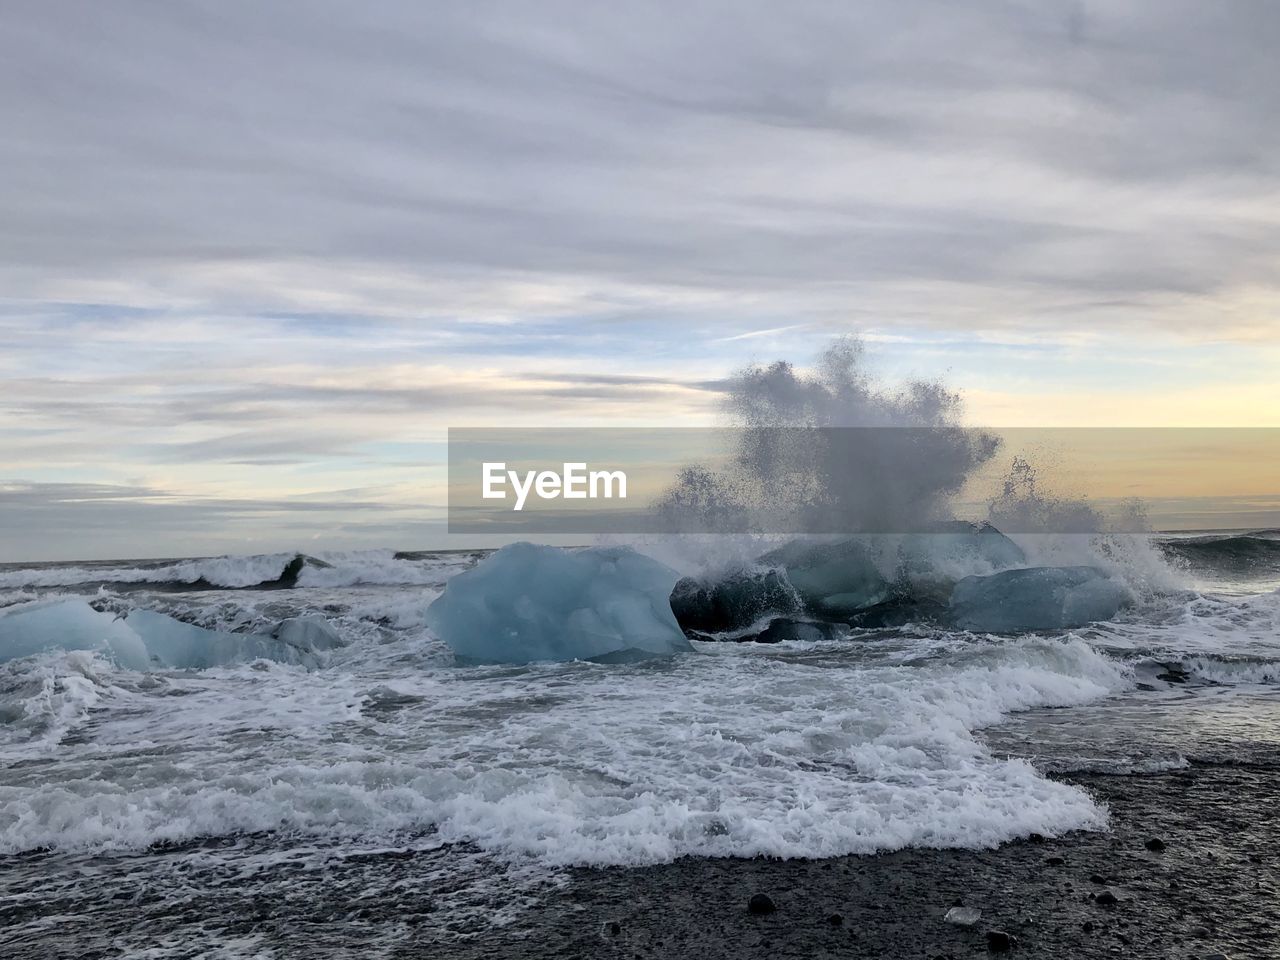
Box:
(1161, 532, 1280, 572)
(0, 550, 476, 592)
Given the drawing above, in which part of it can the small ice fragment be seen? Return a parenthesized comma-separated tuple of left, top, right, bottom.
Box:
(944, 906, 982, 927)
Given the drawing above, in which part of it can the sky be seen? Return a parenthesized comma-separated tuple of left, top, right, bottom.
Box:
(1, 1, 1278, 560)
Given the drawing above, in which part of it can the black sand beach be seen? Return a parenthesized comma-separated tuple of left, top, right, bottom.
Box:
(472, 765, 1275, 960)
(4, 762, 1274, 959)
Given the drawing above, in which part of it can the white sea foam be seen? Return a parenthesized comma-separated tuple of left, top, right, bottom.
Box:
(0, 651, 123, 754)
(0, 554, 301, 589)
(1089, 587, 1280, 661)
(0, 550, 471, 591)
(296, 551, 470, 588)
(1, 538, 1275, 890)
(0, 632, 1128, 864)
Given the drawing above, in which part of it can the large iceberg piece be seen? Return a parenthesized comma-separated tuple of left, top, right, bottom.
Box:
(948, 566, 1132, 633)
(757, 538, 892, 619)
(876, 522, 1028, 621)
(669, 568, 802, 635)
(426, 543, 694, 664)
(0, 600, 151, 670)
(125, 611, 339, 670)
(0, 600, 344, 670)
(671, 524, 1028, 639)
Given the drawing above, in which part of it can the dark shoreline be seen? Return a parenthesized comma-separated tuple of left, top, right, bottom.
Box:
(4, 764, 1276, 959)
(468, 764, 1277, 959)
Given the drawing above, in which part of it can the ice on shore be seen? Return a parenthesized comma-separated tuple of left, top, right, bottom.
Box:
(426, 542, 693, 664)
(895, 521, 1026, 581)
(757, 538, 892, 619)
(126, 610, 338, 670)
(272, 616, 344, 654)
(948, 566, 1133, 633)
(669, 568, 802, 635)
(0, 600, 151, 671)
(672, 524, 1034, 638)
(0, 599, 344, 670)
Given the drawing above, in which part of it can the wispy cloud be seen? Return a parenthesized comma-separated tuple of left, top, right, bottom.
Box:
(1, 1, 1278, 556)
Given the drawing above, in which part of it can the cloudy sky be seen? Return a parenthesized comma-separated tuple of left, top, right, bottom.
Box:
(2, 1, 1278, 560)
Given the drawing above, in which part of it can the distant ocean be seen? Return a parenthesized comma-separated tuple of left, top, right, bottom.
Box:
(2, 532, 1280, 956)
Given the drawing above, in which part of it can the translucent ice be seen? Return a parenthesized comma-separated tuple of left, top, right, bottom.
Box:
(0, 599, 343, 670)
(426, 543, 694, 664)
(271, 616, 344, 655)
(125, 611, 336, 670)
(948, 566, 1133, 633)
(0, 600, 150, 671)
(757, 538, 892, 619)
(895, 521, 1026, 581)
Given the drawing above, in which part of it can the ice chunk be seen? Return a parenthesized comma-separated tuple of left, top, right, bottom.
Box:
(669, 569, 802, 635)
(888, 522, 1028, 613)
(125, 611, 336, 670)
(896, 521, 1026, 579)
(0, 601, 342, 670)
(426, 543, 694, 664)
(272, 616, 345, 654)
(0, 600, 150, 670)
(757, 538, 891, 619)
(751, 618, 842, 644)
(675, 525, 1025, 637)
(948, 566, 1132, 633)
(944, 906, 982, 928)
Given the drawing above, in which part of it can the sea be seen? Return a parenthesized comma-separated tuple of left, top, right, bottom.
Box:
(1, 531, 1279, 957)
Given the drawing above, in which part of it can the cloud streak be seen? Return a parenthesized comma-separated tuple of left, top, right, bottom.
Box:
(1, 1, 1278, 556)
(1, 1, 1278, 334)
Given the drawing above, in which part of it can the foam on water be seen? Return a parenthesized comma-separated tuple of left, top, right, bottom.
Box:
(0, 554, 303, 590)
(0, 550, 471, 591)
(295, 551, 472, 588)
(0, 651, 122, 755)
(2, 536, 1279, 948)
(0, 625, 1129, 862)
(1089, 586, 1280, 660)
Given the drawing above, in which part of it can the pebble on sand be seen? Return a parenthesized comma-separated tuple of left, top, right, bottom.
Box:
(747, 893, 776, 915)
(986, 929, 1017, 952)
(1145, 837, 1167, 852)
(1095, 890, 1119, 906)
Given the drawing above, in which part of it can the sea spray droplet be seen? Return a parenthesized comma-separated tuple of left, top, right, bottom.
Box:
(656, 338, 1003, 536)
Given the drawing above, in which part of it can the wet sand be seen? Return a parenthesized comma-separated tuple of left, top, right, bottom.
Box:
(469, 764, 1278, 959)
(4, 764, 1276, 958)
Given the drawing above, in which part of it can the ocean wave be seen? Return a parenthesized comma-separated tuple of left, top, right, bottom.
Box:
(0, 636, 1127, 863)
(0, 553, 309, 590)
(1161, 533, 1280, 572)
(1162, 655, 1280, 687)
(0, 651, 123, 754)
(0, 551, 477, 592)
(0, 540, 1273, 871)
